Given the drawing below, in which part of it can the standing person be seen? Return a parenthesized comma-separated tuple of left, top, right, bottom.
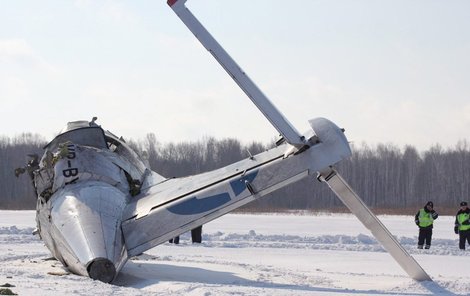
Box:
(169, 236, 180, 244)
(414, 201, 438, 249)
(191, 225, 203, 243)
(454, 201, 470, 250)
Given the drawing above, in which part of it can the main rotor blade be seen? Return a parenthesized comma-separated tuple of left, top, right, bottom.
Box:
(318, 168, 432, 282)
(168, 0, 306, 148)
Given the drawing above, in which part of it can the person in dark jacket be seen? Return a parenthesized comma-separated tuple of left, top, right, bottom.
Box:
(454, 201, 470, 250)
(191, 225, 203, 243)
(414, 201, 438, 249)
(169, 236, 180, 244)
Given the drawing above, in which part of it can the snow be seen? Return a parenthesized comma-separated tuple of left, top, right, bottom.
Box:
(1, 211, 469, 295)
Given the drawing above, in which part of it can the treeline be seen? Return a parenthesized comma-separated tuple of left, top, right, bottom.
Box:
(1, 133, 469, 213)
(0, 133, 46, 209)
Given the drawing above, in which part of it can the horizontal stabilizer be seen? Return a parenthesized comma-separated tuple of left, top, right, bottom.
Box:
(168, 0, 306, 148)
(319, 169, 432, 282)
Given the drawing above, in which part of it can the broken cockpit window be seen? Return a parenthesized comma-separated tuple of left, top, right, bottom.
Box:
(44, 126, 108, 153)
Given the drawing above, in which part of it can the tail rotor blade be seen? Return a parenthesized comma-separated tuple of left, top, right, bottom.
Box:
(318, 168, 431, 281)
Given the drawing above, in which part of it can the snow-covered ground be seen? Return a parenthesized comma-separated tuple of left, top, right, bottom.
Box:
(1, 210, 469, 295)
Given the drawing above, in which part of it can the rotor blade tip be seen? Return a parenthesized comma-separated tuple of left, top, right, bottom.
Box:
(167, 0, 178, 7)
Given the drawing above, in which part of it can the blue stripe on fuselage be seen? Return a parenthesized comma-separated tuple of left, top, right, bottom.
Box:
(167, 193, 231, 215)
(229, 170, 258, 196)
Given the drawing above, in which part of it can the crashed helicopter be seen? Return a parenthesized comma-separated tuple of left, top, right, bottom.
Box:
(17, 0, 431, 284)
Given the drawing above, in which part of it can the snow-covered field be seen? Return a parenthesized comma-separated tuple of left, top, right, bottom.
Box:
(1, 210, 469, 295)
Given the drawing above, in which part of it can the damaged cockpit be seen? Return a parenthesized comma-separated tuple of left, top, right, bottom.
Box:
(34, 117, 153, 204)
(27, 117, 167, 282)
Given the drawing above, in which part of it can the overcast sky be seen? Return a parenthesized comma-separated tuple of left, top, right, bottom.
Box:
(1, 0, 469, 151)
